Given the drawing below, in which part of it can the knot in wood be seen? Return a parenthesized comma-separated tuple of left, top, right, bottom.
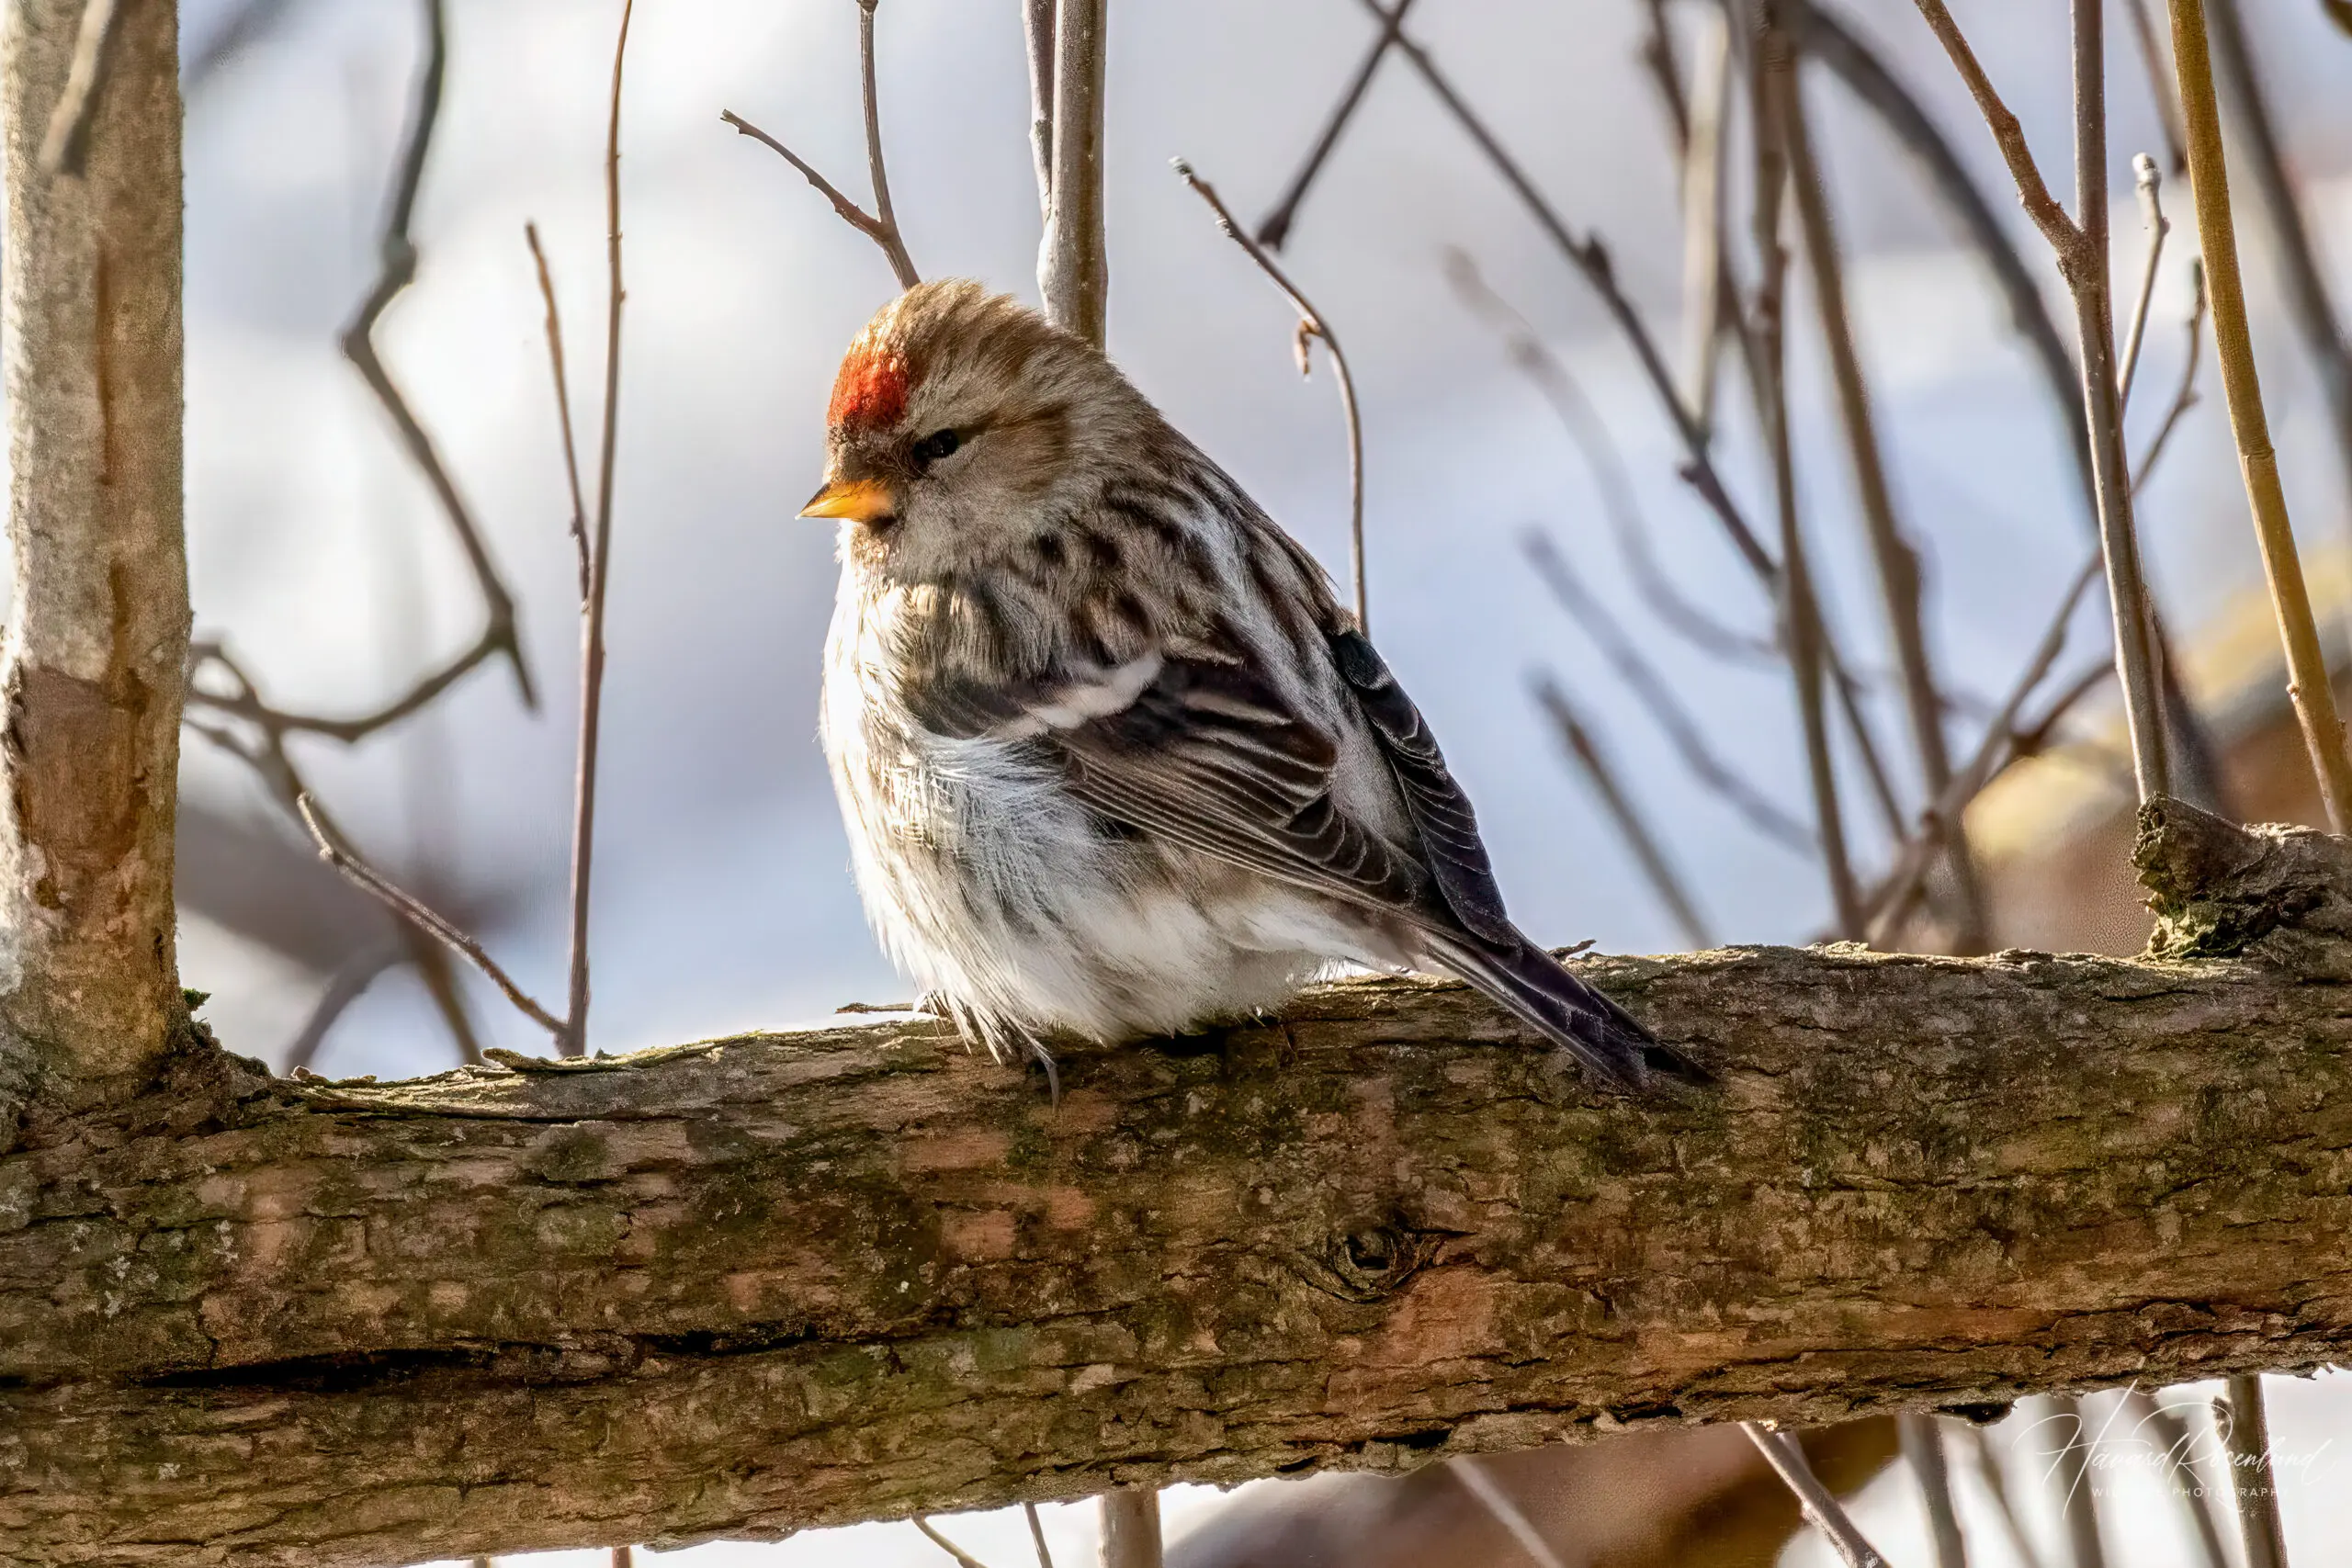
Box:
(1287, 1220, 1443, 1305)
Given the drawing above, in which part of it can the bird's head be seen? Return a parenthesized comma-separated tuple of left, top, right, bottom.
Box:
(805, 278, 1148, 579)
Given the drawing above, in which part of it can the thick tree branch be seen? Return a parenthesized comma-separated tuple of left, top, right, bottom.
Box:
(7, 804, 2352, 1562)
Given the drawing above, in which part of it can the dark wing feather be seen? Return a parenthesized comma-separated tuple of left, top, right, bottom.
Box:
(1048, 653, 1442, 919)
(910, 620, 1521, 953)
(1328, 628, 1516, 943)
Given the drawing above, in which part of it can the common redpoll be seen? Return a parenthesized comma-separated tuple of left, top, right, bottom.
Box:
(808, 280, 1666, 1089)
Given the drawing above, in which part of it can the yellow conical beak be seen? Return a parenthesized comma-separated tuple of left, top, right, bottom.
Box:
(800, 477, 898, 524)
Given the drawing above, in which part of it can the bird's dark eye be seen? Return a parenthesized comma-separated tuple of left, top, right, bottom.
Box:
(910, 428, 961, 467)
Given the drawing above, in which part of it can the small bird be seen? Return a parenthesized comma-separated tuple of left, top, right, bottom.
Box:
(808, 279, 1667, 1090)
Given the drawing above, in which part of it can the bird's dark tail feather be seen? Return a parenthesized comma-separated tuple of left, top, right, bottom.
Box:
(1428, 936, 1693, 1092)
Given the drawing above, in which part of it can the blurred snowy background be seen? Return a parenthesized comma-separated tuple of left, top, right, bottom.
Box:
(140, 0, 2352, 1562)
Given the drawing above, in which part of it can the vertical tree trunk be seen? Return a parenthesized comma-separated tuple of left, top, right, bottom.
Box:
(0, 0, 188, 1117)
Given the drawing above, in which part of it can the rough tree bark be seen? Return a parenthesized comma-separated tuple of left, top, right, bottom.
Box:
(4, 800, 2352, 1565)
(0, 0, 189, 1123)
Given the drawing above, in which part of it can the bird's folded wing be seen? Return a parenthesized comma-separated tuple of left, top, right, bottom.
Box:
(914, 648, 1444, 924)
(1326, 627, 1516, 946)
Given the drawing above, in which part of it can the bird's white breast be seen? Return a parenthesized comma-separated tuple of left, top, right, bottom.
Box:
(818, 569, 1360, 1052)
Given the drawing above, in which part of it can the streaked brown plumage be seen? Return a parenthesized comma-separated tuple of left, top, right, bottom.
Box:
(809, 280, 1667, 1089)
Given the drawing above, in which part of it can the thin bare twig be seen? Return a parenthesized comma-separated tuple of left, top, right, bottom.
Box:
(2123, 0, 2191, 174)
(2218, 1376, 2290, 1568)
(186, 0, 616, 1072)
(721, 111, 910, 285)
(2120, 1389, 2232, 1568)
(2133, 259, 2209, 491)
(1784, 50, 1986, 951)
(1671, 6, 1734, 439)
(1261, 0, 2029, 860)
(720, 1, 919, 295)
(1523, 532, 1815, 854)
(2044, 1393, 2109, 1568)
(1023, 0, 1056, 221)
(189, 0, 537, 749)
(565, 0, 637, 1058)
(183, 0, 300, 93)
(1692, 15, 1909, 848)
(1176, 160, 1366, 629)
(2080, 0, 2172, 806)
(295, 795, 565, 1040)
(910, 1517, 998, 1568)
(2119, 155, 2173, 408)
(185, 650, 489, 1070)
(1449, 1458, 1572, 1568)
(1911, 0, 2170, 803)
(2172, 0, 2352, 829)
(1897, 1414, 1968, 1568)
(1965, 1427, 2047, 1568)
(1751, 2, 1862, 939)
(1640, 0, 1691, 145)
(1743, 1425, 1893, 1568)
(2007, 657, 2116, 758)
(1865, 554, 2104, 942)
(1647, 0, 1776, 475)
(1808, 0, 2235, 825)
(1021, 1502, 1056, 1568)
(1448, 253, 1774, 665)
(1339, 0, 1905, 838)
(526, 223, 592, 603)
(1532, 674, 1715, 949)
(1350, 0, 1769, 575)
(2203, 0, 2352, 522)
(183, 649, 517, 748)
(854, 0, 910, 276)
(1255, 0, 1423, 250)
(281, 931, 484, 1077)
(1801, 0, 2096, 524)
(338, 0, 534, 712)
(1871, 671, 2112, 950)
(1907, 0, 2083, 257)
(282, 942, 401, 1074)
(1039, 0, 1109, 344)
(39, 0, 119, 174)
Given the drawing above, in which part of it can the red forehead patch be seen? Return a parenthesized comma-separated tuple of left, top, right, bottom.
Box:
(828, 347, 910, 431)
